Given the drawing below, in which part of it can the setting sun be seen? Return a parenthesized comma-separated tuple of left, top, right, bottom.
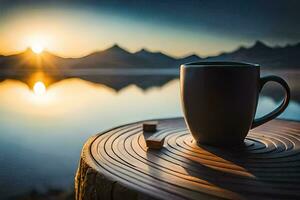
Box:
(33, 81, 46, 95)
(31, 44, 44, 54)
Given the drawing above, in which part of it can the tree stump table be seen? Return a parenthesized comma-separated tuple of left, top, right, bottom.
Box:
(75, 118, 300, 200)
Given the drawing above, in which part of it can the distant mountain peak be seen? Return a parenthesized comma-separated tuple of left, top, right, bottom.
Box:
(237, 45, 247, 50)
(140, 48, 149, 52)
(177, 54, 202, 64)
(136, 48, 164, 55)
(19, 48, 40, 57)
(134, 48, 176, 64)
(111, 44, 120, 48)
(135, 48, 169, 57)
(252, 40, 269, 49)
(24, 47, 35, 54)
(182, 54, 201, 60)
(106, 44, 129, 53)
(19, 47, 58, 58)
(135, 48, 150, 55)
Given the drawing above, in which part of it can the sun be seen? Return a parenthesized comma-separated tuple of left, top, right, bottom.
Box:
(31, 43, 44, 54)
(33, 81, 46, 95)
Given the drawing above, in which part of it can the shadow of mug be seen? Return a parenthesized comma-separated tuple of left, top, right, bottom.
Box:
(180, 61, 290, 147)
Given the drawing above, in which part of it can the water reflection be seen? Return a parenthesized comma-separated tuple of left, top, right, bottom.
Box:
(0, 78, 299, 198)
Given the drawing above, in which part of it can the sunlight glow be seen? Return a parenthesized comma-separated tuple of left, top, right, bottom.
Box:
(0, 8, 239, 57)
(33, 81, 46, 95)
(31, 43, 44, 54)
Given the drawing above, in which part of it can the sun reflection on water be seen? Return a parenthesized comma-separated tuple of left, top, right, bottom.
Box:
(33, 81, 46, 96)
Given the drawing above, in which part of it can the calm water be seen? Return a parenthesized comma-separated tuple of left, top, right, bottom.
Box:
(0, 78, 299, 198)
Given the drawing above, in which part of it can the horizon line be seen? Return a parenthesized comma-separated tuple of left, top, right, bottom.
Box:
(1, 40, 299, 59)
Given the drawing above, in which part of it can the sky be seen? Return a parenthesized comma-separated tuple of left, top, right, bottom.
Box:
(0, 0, 299, 58)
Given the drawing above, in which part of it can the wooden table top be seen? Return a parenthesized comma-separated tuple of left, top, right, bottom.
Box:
(77, 118, 300, 200)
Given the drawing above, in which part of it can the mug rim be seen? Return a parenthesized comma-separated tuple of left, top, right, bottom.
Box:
(182, 61, 259, 68)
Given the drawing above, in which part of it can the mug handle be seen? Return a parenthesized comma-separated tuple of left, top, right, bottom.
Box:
(251, 75, 290, 129)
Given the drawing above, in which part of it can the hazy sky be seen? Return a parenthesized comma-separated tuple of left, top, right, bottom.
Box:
(0, 0, 299, 57)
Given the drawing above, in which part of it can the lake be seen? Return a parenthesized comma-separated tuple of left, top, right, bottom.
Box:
(0, 76, 299, 199)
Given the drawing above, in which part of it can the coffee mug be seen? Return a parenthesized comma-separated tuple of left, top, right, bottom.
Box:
(180, 62, 290, 146)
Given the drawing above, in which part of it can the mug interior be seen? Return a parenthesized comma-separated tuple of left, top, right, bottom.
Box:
(182, 61, 259, 68)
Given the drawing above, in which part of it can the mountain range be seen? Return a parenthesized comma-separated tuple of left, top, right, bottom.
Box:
(0, 41, 299, 70)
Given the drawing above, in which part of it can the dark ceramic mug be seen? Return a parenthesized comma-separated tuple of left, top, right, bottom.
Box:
(180, 61, 290, 146)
